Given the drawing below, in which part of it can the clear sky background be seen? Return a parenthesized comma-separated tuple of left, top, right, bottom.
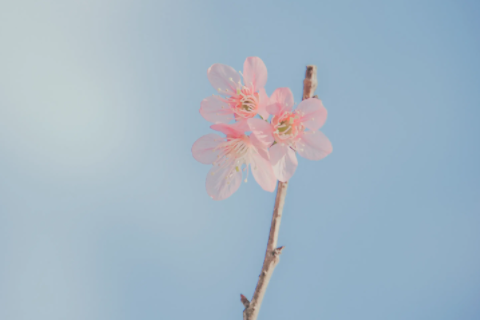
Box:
(1, 0, 479, 319)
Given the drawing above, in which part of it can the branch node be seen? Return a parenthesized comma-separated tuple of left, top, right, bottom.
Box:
(273, 246, 285, 257)
(240, 294, 250, 308)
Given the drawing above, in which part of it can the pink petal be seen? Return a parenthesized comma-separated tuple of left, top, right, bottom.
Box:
(266, 103, 283, 116)
(270, 88, 294, 112)
(257, 88, 270, 119)
(269, 144, 298, 182)
(206, 164, 242, 201)
(296, 98, 327, 131)
(210, 120, 249, 138)
(250, 151, 276, 192)
(296, 131, 333, 161)
(192, 134, 223, 164)
(207, 63, 241, 96)
(243, 57, 268, 91)
(200, 95, 234, 124)
(248, 118, 274, 148)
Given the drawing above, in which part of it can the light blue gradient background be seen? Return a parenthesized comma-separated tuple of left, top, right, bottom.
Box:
(1, 0, 479, 319)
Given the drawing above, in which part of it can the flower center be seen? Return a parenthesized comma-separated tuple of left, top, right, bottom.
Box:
(241, 97, 256, 112)
(226, 86, 259, 119)
(272, 112, 304, 143)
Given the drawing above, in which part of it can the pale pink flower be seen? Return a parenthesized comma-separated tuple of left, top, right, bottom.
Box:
(192, 119, 277, 200)
(200, 57, 270, 124)
(249, 87, 333, 182)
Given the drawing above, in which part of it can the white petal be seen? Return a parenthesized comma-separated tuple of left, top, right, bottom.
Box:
(207, 63, 241, 96)
(200, 96, 234, 124)
(206, 164, 242, 201)
(243, 57, 268, 91)
(269, 143, 298, 182)
(250, 150, 277, 192)
(296, 98, 327, 131)
(192, 134, 223, 164)
(296, 131, 332, 161)
(248, 118, 274, 148)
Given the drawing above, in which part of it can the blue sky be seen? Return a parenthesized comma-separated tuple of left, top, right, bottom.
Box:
(0, 0, 479, 319)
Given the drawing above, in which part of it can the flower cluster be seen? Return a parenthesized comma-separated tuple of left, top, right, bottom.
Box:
(192, 57, 332, 200)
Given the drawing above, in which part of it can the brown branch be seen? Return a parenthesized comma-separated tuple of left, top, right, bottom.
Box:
(241, 65, 318, 320)
(303, 65, 318, 100)
(240, 294, 250, 308)
(242, 181, 288, 320)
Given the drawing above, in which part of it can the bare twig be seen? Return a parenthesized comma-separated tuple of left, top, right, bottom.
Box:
(240, 294, 250, 308)
(303, 65, 318, 100)
(241, 65, 318, 320)
(242, 181, 288, 320)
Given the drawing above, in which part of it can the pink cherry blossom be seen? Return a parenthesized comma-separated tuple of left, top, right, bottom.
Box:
(192, 119, 276, 200)
(200, 57, 270, 124)
(250, 87, 332, 182)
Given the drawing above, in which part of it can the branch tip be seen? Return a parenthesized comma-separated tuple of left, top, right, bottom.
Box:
(303, 65, 318, 100)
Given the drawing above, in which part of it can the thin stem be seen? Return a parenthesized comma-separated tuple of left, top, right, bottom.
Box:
(241, 65, 318, 320)
(243, 181, 288, 320)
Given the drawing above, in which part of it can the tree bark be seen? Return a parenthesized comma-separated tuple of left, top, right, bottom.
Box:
(241, 65, 318, 320)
